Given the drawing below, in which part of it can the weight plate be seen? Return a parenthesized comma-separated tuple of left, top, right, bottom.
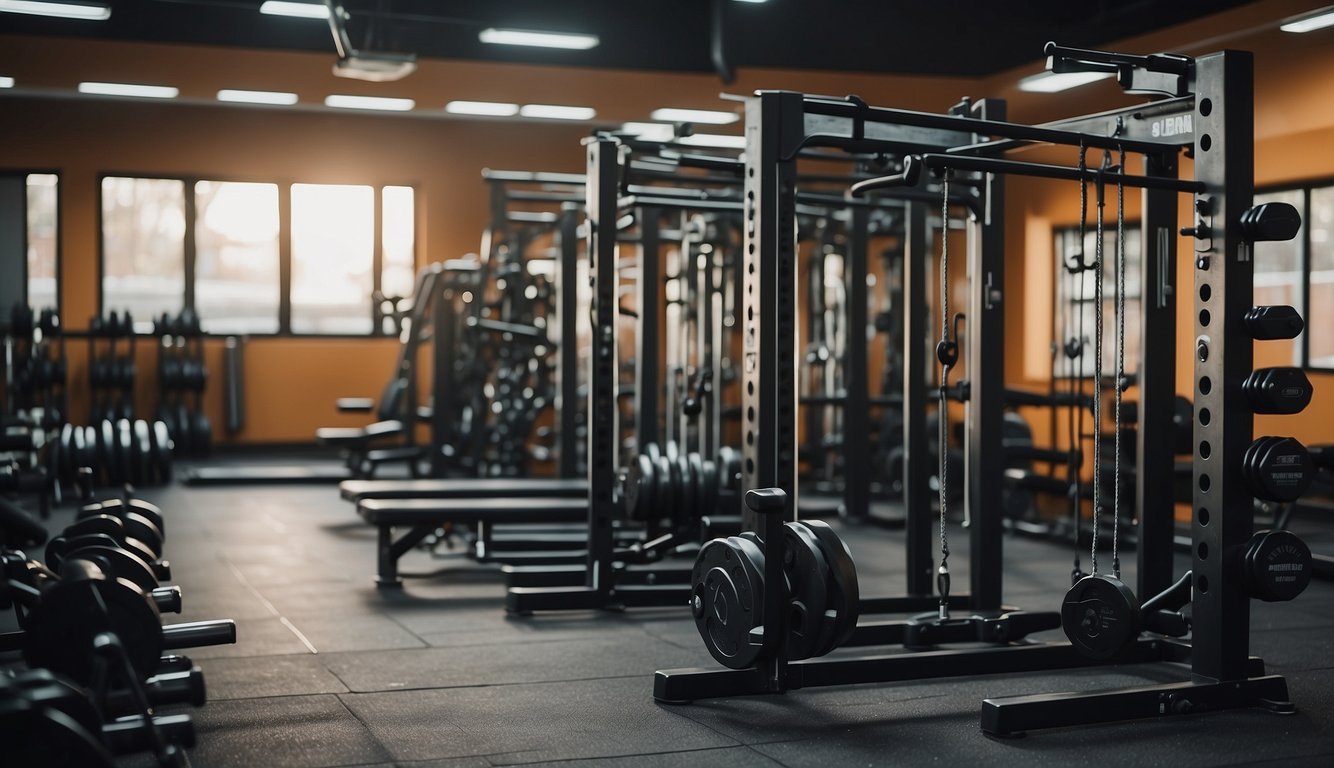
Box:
(59, 423, 75, 484)
(98, 420, 115, 487)
(193, 410, 212, 457)
(132, 420, 150, 487)
(1061, 573, 1140, 660)
(1244, 529, 1312, 602)
(624, 453, 657, 520)
(151, 419, 173, 483)
(58, 543, 159, 593)
(691, 536, 766, 670)
(175, 403, 192, 456)
(664, 439, 679, 463)
(687, 452, 705, 518)
(799, 518, 861, 653)
(1247, 436, 1313, 502)
(24, 571, 163, 685)
(782, 522, 832, 661)
(654, 455, 674, 523)
(644, 441, 661, 463)
(699, 458, 719, 516)
(116, 419, 133, 488)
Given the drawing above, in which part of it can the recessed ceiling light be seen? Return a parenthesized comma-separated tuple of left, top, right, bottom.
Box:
(649, 107, 739, 125)
(621, 122, 676, 142)
(678, 133, 746, 149)
(0, 76, 13, 88)
(324, 94, 415, 111)
(78, 81, 178, 99)
(0, 1, 110, 20)
(446, 100, 520, 117)
(478, 28, 599, 50)
(733, 0, 769, 4)
(1017, 70, 1114, 93)
(519, 104, 597, 120)
(259, 1, 328, 19)
(1281, 6, 1334, 33)
(217, 89, 299, 105)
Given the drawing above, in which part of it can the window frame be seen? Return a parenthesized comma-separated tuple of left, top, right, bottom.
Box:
(1, 168, 63, 316)
(1254, 178, 1333, 372)
(1051, 221, 1143, 382)
(96, 171, 415, 337)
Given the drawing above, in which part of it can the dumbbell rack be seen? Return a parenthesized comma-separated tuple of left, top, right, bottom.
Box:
(87, 310, 136, 424)
(4, 304, 67, 427)
(156, 310, 210, 458)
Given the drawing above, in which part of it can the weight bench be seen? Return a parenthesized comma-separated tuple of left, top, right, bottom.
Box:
(356, 496, 589, 587)
(339, 477, 587, 503)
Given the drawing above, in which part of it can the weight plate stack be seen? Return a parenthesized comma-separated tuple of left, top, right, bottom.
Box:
(691, 536, 767, 670)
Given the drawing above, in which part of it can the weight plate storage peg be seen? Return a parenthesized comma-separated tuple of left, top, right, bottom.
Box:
(1060, 574, 1141, 661)
(1243, 529, 1312, 602)
(691, 535, 766, 670)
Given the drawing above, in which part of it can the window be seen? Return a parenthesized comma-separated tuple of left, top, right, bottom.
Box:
(195, 181, 280, 334)
(99, 176, 415, 335)
(1, 172, 60, 316)
(1254, 182, 1334, 370)
(1052, 225, 1143, 379)
(101, 177, 187, 325)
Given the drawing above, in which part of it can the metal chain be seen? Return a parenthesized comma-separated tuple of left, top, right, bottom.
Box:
(1090, 155, 1107, 576)
(1112, 146, 1127, 579)
(1070, 144, 1088, 579)
(938, 173, 951, 573)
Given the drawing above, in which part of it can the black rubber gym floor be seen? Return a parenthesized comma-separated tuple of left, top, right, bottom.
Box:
(11, 464, 1334, 767)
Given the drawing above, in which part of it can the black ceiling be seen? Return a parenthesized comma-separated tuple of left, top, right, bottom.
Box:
(0, 0, 1258, 78)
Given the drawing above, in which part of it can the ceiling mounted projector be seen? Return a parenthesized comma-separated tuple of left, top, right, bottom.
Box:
(325, 0, 417, 82)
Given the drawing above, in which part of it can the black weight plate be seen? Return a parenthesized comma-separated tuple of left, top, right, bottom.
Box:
(116, 419, 133, 488)
(193, 409, 212, 457)
(59, 423, 75, 484)
(24, 574, 163, 685)
(131, 419, 149, 487)
(175, 403, 192, 456)
(624, 453, 657, 520)
(782, 522, 832, 661)
(98, 420, 115, 486)
(81, 497, 166, 538)
(664, 440, 679, 463)
(687, 452, 705, 518)
(700, 458, 719, 516)
(152, 421, 173, 480)
(674, 454, 693, 521)
(691, 536, 766, 670)
(654, 455, 675, 523)
(1245, 529, 1312, 602)
(1061, 573, 1140, 660)
(644, 441, 661, 463)
(1250, 435, 1313, 502)
(58, 543, 159, 593)
(800, 519, 861, 653)
(71, 425, 89, 480)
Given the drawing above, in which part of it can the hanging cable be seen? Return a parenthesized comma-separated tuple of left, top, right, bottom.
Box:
(936, 171, 957, 621)
(1112, 145, 1127, 579)
(1089, 152, 1109, 576)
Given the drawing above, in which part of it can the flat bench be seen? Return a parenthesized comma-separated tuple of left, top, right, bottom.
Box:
(340, 477, 587, 503)
(357, 496, 590, 587)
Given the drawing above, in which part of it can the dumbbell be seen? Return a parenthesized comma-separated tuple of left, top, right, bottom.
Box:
(1243, 367, 1312, 415)
(48, 515, 169, 583)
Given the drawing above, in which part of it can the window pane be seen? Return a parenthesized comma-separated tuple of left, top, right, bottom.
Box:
(195, 181, 280, 334)
(102, 177, 186, 324)
(382, 185, 415, 298)
(291, 183, 373, 334)
(26, 173, 58, 312)
(1053, 225, 1141, 378)
(1308, 186, 1334, 367)
(1253, 189, 1304, 367)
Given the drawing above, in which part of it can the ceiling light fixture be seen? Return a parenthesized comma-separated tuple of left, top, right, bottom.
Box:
(479, 28, 599, 50)
(0, 1, 110, 20)
(519, 104, 597, 120)
(1280, 6, 1334, 33)
(78, 81, 178, 99)
(217, 89, 299, 105)
(0, 76, 14, 88)
(446, 100, 520, 116)
(733, 0, 769, 4)
(621, 122, 677, 142)
(259, 1, 327, 19)
(649, 107, 739, 125)
(325, 94, 415, 111)
(1017, 70, 1114, 93)
(678, 133, 746, 149)
(325, 1, 416, 81)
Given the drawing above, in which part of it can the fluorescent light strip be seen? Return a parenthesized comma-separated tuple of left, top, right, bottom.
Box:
(217, 89, 299, 105)
(259, 1, 328, 19)
(479, 28, 599, 50)
(0, 1, 111, 20)
(1017, 70, 1113, 93)
(0, 76, 13, 89)
(733, 0, 769, 4)
(325, 94, 415, 111)
(78, 81, 178, 99)
(678, 133, 746, 149)
(621, 122, 676, 142)
(519, 103, 596, 120)
(650, 107, 739, 125)
(1281, 7, 1334, 33)
(446, 100, 520, 117)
